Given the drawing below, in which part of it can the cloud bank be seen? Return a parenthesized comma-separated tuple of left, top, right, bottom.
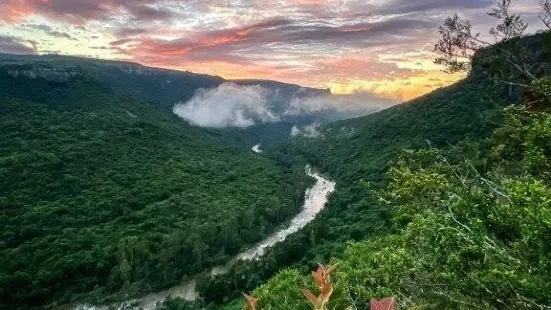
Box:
(286, 92, 395, 121)
(174, 83, 396, 128)
(0, 36, 36, 55)
(173, 83, 279, 128)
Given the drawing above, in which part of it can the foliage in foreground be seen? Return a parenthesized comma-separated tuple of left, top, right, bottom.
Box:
(244, 78, 551, 309)
(244, 264, 395, 310)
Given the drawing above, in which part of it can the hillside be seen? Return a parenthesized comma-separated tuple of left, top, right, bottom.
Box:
(296, 32, 550, 186)
(248, 90, 551, 308)
(0, 62, 313, 309)
(2, 27, 549, 310)
(199, 31, 551, 309)
(0, 54, 327, 114)
(191, 60, 511, 309)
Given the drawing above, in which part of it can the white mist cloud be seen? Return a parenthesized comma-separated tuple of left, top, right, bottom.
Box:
(291, 123, 323, 138)
(285, 92, 396, 120)
(173, 83, 280, 128)
(174, 83, 397, 128)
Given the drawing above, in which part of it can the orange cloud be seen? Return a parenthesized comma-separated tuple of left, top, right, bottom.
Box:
(0, 2, 35, 23)
(328, 70, 464, 101)
(3, 0, 489, 103)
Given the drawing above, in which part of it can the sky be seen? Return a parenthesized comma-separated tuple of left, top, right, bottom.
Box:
(0, 0, 546, 101)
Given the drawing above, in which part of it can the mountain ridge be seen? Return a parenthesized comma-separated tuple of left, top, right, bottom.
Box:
(0, 53, 328, 110)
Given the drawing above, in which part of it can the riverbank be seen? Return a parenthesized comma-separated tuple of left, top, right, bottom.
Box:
(77, 163, 335, 310)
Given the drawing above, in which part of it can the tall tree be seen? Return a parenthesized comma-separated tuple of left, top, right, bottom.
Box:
(434, 14, 483, 73)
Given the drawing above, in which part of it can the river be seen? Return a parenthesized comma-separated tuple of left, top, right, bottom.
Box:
(77, 146, 335, 310)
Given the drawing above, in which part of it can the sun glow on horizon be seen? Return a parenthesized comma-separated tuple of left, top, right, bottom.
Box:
(0, 0, 539, 102)
(328, 71, 465, 101)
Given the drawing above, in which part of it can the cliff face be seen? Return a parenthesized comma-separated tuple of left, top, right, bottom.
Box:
(461, 31, 551, 102)
(6, 66, 79, 83)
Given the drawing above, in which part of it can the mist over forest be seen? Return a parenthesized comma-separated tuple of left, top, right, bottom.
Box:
(173, 83, 395, 128)
(1, 0, 551, 310)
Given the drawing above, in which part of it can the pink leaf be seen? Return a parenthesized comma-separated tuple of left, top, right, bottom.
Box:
(371, 297, 396, 310)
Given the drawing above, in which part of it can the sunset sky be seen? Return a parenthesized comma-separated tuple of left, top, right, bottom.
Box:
(0, 0, 546, 101)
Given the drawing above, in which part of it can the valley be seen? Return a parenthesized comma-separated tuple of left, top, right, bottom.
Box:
(0, 59, 318, 309)
(77, 164, 335, 310)
(0, 10, 550, 310)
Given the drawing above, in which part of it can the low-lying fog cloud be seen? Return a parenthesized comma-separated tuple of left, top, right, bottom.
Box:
(173, 83, 279, 128)
(291, 123, 322, 138)
(286, 93, 395, 121)
(174, 83, 396, 128)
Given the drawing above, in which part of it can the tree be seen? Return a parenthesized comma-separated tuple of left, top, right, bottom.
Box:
(541, 0, 551, 29)
(488, 0, 528, 40)
(434, 0, 544, 80)
(434, 14, 482, 73)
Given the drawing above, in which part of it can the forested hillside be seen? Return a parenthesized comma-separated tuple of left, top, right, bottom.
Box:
(0, 64, 312, 309)
(270, 30, 551, 263)
(2, 7, 550, 310)
(248, 86, 551, 308)
(0, 54, 326, 113)
(199, 31, 551, 310)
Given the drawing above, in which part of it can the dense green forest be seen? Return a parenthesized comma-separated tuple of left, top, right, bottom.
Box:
(243, 75, 551, 309)
(0, 67, 313, 308)
(183, 31, 551, 310)
(2, 8, 551, 310)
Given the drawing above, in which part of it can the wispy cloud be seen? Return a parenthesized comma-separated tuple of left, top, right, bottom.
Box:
(22, 24, 78, 41)
(173, 83, 280, 128)
(173, 83, 394, 128)
(0, 36, 37, 55)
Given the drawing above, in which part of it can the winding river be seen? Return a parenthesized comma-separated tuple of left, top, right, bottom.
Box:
(77, 145, 336, 310)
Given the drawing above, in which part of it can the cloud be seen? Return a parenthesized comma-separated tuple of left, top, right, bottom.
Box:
(0, 0, 494, 25)
(372, 0, 493, 16)
(291, 123, 322, 138)
(286, 92, 396, 121)
(23, 24, 77, 40)
(124, 4, 173, 21)
(114, 27, 148, 38)
(110, 38, 135, 46)
(173, 83, 395, 128)
(0, 0, 170, 24)
(173, 83, 280, 128)
(0, 36, 36, 55)
(125, 19, 292, 61)
(125, 17, 435, 65)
